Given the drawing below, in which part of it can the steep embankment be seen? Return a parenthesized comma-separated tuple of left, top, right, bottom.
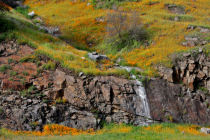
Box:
(24, 0, 210, 76)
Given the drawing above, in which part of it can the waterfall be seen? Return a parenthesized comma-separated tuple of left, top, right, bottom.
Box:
(118, 66, 151, 119)
(132, 75, 151, 118)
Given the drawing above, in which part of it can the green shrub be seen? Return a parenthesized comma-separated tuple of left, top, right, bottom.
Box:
(91, 0, 140, 9)
(0, 15, 16, 33)
(15, 6, 31, 19)
(8, 58, 15, 64)
(41, 61, 56, 71)
(0, 65, 11, 72)
(22, 71, 29, 76)
(9, 71, 17, 76)
(20, 86, 36, 97)
(19, 55, 37, 63)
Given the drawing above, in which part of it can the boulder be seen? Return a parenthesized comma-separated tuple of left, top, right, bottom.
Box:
(88, 52, 109, 62)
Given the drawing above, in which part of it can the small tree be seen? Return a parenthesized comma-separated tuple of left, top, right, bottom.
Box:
(106, 8, 128, 39)
(105, 8, 149, 51)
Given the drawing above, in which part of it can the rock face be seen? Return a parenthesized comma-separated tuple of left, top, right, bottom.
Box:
(0, 91, 98, 131)
(0, 69, 151, 131)
(158, 49, 210, 91)
(146, 79, 210, 125)
(52, 69, 151, 125)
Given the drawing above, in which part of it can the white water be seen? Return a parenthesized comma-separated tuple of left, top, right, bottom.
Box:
(118, 66, 151, 119)
(132, 75, 151, 118)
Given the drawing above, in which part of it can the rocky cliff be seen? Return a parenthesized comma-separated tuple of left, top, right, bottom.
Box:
(0, 41, 209, 131)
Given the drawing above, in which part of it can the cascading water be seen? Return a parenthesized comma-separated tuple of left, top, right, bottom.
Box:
(132, 75, 151, 118)
(118, 66, 151, 120)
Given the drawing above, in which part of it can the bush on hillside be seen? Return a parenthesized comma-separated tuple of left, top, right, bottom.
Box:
(91, 0, 140, 9)
(99, 9, 149, 54)
(0, 15, 15, 33)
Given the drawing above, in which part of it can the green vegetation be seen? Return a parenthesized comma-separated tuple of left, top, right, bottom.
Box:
(98, 9, 150, 55)
(9, 71, 18, 76)
(0, 15, 15, 33)
(8, 58, 15, 64)
(90, 0, 140, 9)
(22, 71, 29, 76)
(55, 98, 68, 104)
(0, 123, 209, 140)
(20, 85, 36, 97)
(41, 61, 56, 71)
(0, 64, 11, 72)
(15, 6, 30, 19)
(0, 107, 3, 115)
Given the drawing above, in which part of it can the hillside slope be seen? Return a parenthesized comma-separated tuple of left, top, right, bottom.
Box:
(24, 0, 210, 76)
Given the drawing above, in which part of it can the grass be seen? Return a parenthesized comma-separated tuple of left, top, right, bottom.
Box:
(20, 85, 36, 96)
(0, 123, 209, 140)
(41, 61, 56, 71)
(9, 71, 18, 76)
(15, 6, 31, 19)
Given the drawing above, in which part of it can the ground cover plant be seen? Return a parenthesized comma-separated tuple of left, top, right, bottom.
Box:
(0, 123, 210, 140)
(90, 0, 141, 9)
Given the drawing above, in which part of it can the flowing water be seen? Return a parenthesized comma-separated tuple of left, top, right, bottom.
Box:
(118, 66, 151, 119)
